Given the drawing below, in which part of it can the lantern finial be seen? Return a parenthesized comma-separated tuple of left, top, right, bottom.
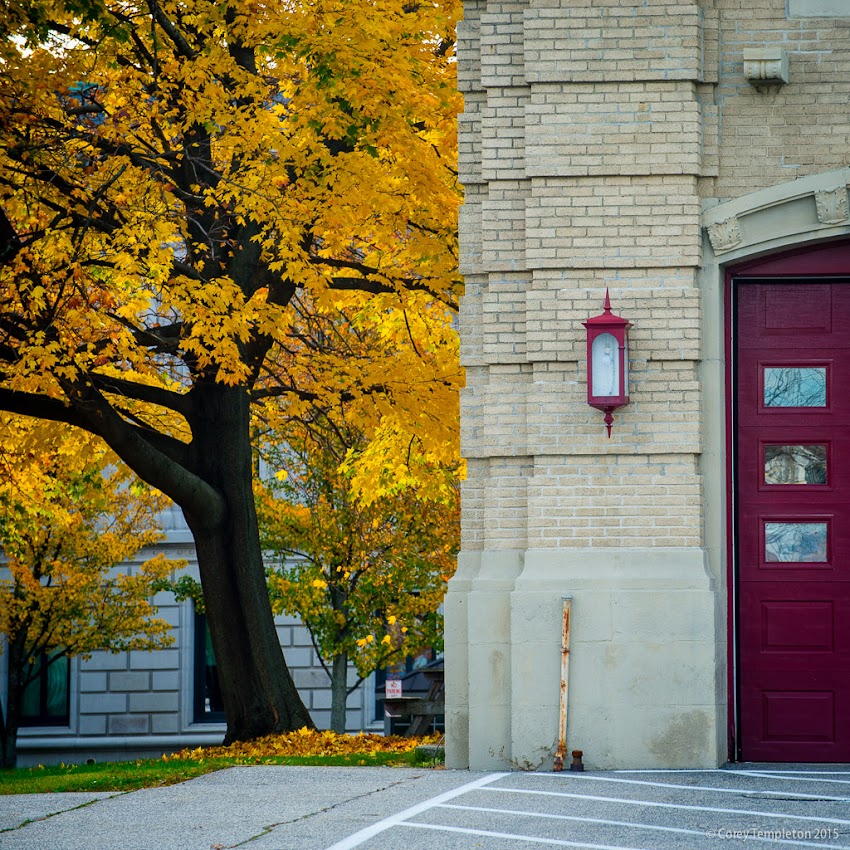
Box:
(603, 288, 612, 313)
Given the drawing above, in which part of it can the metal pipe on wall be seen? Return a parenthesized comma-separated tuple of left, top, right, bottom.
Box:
(553, 597, 572, 771)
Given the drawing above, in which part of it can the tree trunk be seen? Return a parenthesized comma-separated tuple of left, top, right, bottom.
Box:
(183, 383, 313, 742)
(0, 695, 19, 769)
(330, 652, 349, 734)
(1, 639, 26, 768)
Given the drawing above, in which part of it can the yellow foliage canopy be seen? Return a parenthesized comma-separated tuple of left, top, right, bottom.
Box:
(0, 0, 461, 427)
(0, 0, 462, 550)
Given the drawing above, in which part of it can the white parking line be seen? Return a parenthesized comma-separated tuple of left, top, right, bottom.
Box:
(322, 772, 509, 850)
(529, 773, 850, 802)
(401, 822, 654, 850)
(484, 786, 850, 827)
(613, 769, 727, 774)
(725, 770, 850, 786)
(436, 802, 850, 849)
(747, 771, 850, 776)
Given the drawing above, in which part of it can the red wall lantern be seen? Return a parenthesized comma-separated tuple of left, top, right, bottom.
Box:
(582, 290, 632, 437)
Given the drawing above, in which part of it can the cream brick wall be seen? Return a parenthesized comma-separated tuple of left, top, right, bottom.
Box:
(527, 455, 703, 549)
(457, 183, 484, 275)
(481, 180, 530, 268)
(523, 2, 702, 84)
(526, 84, 702, 177)
(526, 177, 702, 268)
(712, 1, 850, 198)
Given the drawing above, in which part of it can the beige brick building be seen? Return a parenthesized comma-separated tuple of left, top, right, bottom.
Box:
(448, 0, 850, 768)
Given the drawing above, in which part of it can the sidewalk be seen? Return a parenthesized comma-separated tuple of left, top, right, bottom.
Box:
(0, 767, 470, 850)
(2, 765, 850, 849)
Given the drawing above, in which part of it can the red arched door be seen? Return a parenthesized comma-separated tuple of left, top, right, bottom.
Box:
(735, 244, 850, 762)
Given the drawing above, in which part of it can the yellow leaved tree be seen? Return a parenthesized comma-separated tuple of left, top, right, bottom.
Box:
(0, 416, 182, 767)
(0, 0, 461, 741)
(256, 296, 459, 733)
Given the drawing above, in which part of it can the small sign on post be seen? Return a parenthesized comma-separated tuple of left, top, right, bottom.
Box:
(385, 678, 402, 699)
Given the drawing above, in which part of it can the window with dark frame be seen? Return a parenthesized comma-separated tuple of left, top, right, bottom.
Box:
(19, 652, 70, 727)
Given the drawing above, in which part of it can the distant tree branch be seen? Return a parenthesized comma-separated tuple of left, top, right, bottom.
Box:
(307, 626, 332, 680)
(250, 383, 324, 403)
(106, 313, 183, 355)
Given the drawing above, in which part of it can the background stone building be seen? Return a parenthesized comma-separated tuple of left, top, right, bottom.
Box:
(447, 0, 850, 769)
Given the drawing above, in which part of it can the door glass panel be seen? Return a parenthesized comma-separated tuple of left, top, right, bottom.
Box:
(765, 521, 828, 563)
(763, 367, 826, 407)
(764, 445, 827, 485)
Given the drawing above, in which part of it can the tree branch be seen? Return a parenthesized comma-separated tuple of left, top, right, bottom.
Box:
(0, 385, 219, 522)
(147, 1, 197, 59)
(0, 388, 96, 432)
(250, 384, 324, 403)
(106, 313, 183, 355)
(90, 373, 192, 417)
(324, 276, 458, 311)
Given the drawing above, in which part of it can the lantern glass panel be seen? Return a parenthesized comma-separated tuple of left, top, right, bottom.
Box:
(623, 335, 629, 395)
(592, 333, 619, 397)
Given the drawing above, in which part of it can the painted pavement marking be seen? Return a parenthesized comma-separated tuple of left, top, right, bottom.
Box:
(743, 772, 850, 776)
(613, 770, 850, 777)
(322, 772, 508, 850)
(612, 769, 728, 774)
(399, 821, 655, 850)
(724, 771, 850, 787)
(528, 772, 850, 802)
(325, 771, 850, 850)
(483, 786, 850, 827)
(434, 803, 850, 850)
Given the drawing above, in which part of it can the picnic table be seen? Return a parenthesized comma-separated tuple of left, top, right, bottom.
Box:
(381, 659, 444, 736)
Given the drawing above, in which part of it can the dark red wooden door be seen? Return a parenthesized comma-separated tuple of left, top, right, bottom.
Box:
(737, 281, 850, 761)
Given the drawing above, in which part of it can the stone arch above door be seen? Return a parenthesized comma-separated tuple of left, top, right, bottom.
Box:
(703, 168, 850, 264)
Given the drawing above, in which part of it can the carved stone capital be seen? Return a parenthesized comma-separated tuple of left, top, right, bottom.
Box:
(706, 217, 743, 254)
(815, 186, 850, 225)
(743, 48, 789, 86)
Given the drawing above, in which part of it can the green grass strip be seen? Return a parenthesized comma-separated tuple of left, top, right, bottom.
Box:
(0, 750, 426, 795)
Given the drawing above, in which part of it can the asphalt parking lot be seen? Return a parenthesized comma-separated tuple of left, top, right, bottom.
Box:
(2, 765, 850, 849)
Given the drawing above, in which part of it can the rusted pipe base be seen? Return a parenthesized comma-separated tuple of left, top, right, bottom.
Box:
(553, 748, 566, 772)
(570, 750, 584, 772)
